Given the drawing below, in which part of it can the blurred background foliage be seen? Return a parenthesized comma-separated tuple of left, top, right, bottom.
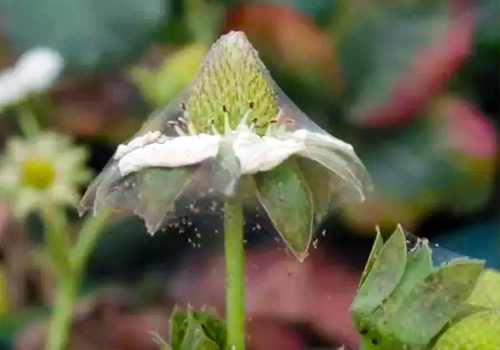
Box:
(0, 0, 498, 349)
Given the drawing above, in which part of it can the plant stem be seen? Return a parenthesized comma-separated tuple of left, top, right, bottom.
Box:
(45, 277, 76, 350)
(43, 208, 110, 350)
(224, 197, 245, 350)
(17, 104, 41, 139)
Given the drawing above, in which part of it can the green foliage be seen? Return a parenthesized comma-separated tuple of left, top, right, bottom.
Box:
(433, 310, 500, 350)
(337, 0, 452, 124)
(130, 44, 207, 107)
(0, 266, 7, 319)
(0, 0, 167, 69)
(255, 158, 313, 261)
(358, 229, 384, 287)
(351, 226, 485, 350)
(168, 310, 227, 350)
(351, 226, 407, 315)
(466, 269, 500, 309)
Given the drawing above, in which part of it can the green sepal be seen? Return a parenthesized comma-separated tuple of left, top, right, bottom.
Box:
(255, 158, 313, 261)
(137, 168, 194, 234)
(296, 158, 335, 223)
(351, 226, 407, 315)
(358, 227, 384, 287)
(169, 310, 227, 350)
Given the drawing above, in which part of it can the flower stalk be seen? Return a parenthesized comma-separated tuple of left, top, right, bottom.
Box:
(224, 197, 245, 350)
(16, 104, 41, 139)
(45, 276, 77, 350)
(42, 207, 110, 350)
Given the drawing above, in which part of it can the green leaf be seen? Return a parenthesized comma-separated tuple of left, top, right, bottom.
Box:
(151, 332, 172, 350)
(385, 238, 433, 309)
(255, 158, 313, 261)
(0, 265, 8, 319)
(358, 228, 384, 287)
(130, 43, 207, 107)
(169, 311, 226, 350)
(433, 310, 500, 350)
(337, 1, 455, 125)
(351, 226, 407, 316)
(1, 0, 166, 69)
(386, 260, 484, 347)
(466, 269, 500, 309)
(351, 227, 486, 349)
(137, 168, 194, 234)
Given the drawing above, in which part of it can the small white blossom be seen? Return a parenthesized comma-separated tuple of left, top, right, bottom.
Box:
(0, 48, 64, 112)
(0, 132, 91, 218)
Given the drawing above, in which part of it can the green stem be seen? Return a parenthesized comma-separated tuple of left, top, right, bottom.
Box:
(224, 197, 245, 350)
(45, 277, 77, 350)
(16, 104, 41, 139)
(43, 208, 110, 350)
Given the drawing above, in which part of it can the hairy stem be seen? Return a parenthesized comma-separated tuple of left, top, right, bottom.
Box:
(224, 197, 245, 350)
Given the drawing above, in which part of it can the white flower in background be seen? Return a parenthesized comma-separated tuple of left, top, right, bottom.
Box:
(0, 132, 91, 218)
(0, 48, 64, 112)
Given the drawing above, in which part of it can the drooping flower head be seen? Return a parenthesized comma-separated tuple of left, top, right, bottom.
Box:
(80, 32, 372, 260)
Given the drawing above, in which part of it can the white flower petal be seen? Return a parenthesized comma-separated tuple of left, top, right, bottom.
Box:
(115, 131, 162, 159)
(233, 128, 305, 174)
(118, 134, 220, 176)
(292, 129, 372, 198)
(0, 48, 63, 111)
(15, 48, 64, 92)
(0, 69, 25, 111)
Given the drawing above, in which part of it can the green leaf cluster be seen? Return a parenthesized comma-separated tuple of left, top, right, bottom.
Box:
(155, 309, 227, 350)
(350, 226, 487, 350)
